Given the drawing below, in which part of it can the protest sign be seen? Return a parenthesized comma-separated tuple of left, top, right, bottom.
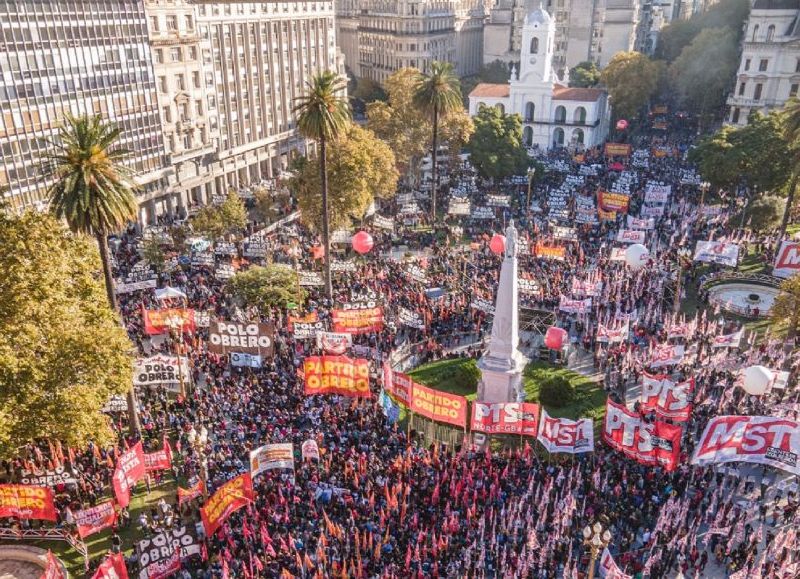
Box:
(92, 553, 129, 579)
(19, 465, 77, 487)
(603, 400, 681, 471)
(316, 331, 352, 354)
(303, 355, 371, 397)
(331, 307, 384, 334)
(648, 344, 685, 368)
(177, 480, 205, 505)
(200, 473, 254, 536)
(208, 321, 274, 356)
(398, 307, 425, 330)
(471, 402, 539, 435)
(74, 500, 117, 539)
(773, 241, 800, 278)
(616, 229, 646, 244)
(640, 374, 694, 422)
(536, 409, 594, 454)
(133, 356, 190, 388)
(112, 442, 146, 508)
(535, 244, 566, 261)
(559, 296, 592, 314)
(142, 308, 196, 335)
(409, 382, 467, 428)
(604, 143, 631, 157)
(693, 241, 739, 267)
(298, 271, 325, 287)
(301, 439, 320, 461)
(249, 443, 294, 477)
(0, 484, 57, 521)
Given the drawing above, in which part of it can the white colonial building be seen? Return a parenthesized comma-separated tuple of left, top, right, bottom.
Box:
(468, 7, 610, 150)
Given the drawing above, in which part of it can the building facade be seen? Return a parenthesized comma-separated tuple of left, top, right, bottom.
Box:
(341, 0, 483, 83)
(469, 7, 611, 150)
(483, 0, 639, 75)
(0, 0, 171, 213)
(726, 0, 800, 127)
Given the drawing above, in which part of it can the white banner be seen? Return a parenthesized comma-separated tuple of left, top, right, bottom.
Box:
(298, 271, 325, 286)
(448, 199, 471, 215)
(471, 206, 494, 220)
(773, 240, 800, 278)
(486, 194, 510, 207)
(609, 247, 627, 262)
(230, 352, 262, 367)
(596, 321, 628, 344)
(249, 443, 294, 478)
(116, 279, 157, 294)
(398, 307, 425, 330)
(648, 344, 685, 368)
(712, 329, 743, 348)
(692, 415, 800, 476)
(518, 278, 541, 295)
(536, 409, 594, 454)
(553, 226, 578, 241)
(599, 548, 631, 579)
(316, 331, 352, 354)
(559, 296, 592, 314)
(626, 216, 654, 230)
(133, 356, 191, 388)
(616, 229, 646, 244)
(694, 241, 739, 267)
(373, 215, 394, 230)
(301, 439, 320, 461)
(471, 297, 496, 315)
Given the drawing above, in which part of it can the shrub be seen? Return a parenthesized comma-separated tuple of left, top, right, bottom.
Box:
(538, 376, 576, 407)
(451, 360, 481, 392)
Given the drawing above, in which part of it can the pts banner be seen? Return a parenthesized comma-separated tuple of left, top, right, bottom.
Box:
(603, 400, 681, 471)
(470, 402, 539, 435)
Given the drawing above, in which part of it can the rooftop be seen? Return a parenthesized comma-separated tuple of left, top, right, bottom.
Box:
(753, 0, 800, 9)
(469, 83, 511, 98)
(553, 84, 604, 102)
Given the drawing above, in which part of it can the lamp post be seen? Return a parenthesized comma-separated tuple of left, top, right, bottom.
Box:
(699, 181, 710, 208)
(673, 247, 692, 315)
(526, 167, 537, 220)
(583, 521, 612, 579)
(164, 315, 186, 399)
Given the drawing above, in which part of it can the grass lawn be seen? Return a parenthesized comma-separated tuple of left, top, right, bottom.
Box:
(20, 481, 176, 577)
(408, 358, 607, 425)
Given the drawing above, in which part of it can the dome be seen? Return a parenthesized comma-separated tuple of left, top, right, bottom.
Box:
(525, 5, 552, 26)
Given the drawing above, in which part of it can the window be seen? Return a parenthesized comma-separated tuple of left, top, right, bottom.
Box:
(188, 47, 197, 60)
(738, 82, 746, 96)
(176, 74, 185, 90)
(791, 84, 799, 98)
(796, 59, 800, 73)
(752, 24, 759, 42)
(759, 59, 768, 72)
(525, 102, 535, 122)
(185, 15, 193, 31)
(574, 106, 587, 124)
(171, 47, 182, 62)
(745, 59, 751, 71)
(162, 106, 172, 123)
(530, 37, 539, 54)
(554, 105, 566, 123)
(193, 71, 200, 88)
(731, 108, 740, 124)
(154, 49, 163, 64)
(167, 15, 178, 31)
(150, 16, 159, 32)
(754, 83, 763, 101)
(158, 76, 167, 93)
(767, 25, 775, 42)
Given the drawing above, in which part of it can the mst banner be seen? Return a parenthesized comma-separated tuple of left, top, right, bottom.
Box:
(331, 307, 384, 334)
(603, 400, 681, 471)
(693, 241, 739, 267)
(410, 382, 467, 428)
(142, 308, 196, 335)
(692, 415, 800, 475)
(133, 356, 190, 387)
(208, 321, 274, 356)
(773, 240, 800, 278)
(74, 500, 117, 538)
(471, 402, 539, 435)
(303, 355, 371, 397)
(640, 374, 694, 422)
(113, 442, 146, 508)
(0, 484, 57, 521)
(201, 473, 254, 536)
(249, 443, 294, 477)
(537, 409, 595, 454)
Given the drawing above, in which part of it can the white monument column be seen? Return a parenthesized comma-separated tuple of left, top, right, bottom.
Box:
(477, 220, 529, 403)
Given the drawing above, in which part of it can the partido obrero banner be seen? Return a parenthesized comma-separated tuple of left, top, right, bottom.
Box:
(692, 415, 800, 475)
(603, 399, 681, 471)
(200, 473, 254, 536)
(0, 484, 57, 521)
(249, 442, 294, 478)
(409, 381, 468, 428)
(303, 355, 371, 397)
(331, 307, 384, 334)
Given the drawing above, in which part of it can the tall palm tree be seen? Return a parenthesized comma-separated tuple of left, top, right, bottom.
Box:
(413, 61, 462, 226)
(780, 98, 800, 237)
(293, 71, 351, 298)
(44, 114, 141, 435)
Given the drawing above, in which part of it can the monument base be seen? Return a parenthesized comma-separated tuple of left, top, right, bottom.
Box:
(477, 353, 527, 403)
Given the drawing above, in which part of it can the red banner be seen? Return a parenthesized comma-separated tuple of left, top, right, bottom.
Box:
(331, 307, 384, 334)
(287, 311, 318, 331)
(303, 355, 371, 397)
(112, 442, 146, 508)
(177, 479, 206, 505)
(42, 551, 66, 579)
(142, 308, 196, 335)
(692, 415, 800, 476)
(603, 399, 681, 471)
(92, 553, 129, 579)
(604, 143, 631, 157)
(640, 373, 694, 422)
(409, 382, 468, 428)
(140, 548, 180, 579)
(534, 244, 566, 261)
(471, 402, 539, 435)
(382, 362, 412, 407)
(537, 408, 595, 454)
(597, 191, 630, 213)
(0, 484, 57, 521)
(200, 473, 254, 536)
(74, 500, 117, 538)
(144, 438, 173, 472)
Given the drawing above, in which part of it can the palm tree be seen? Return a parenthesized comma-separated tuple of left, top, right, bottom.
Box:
(44, 114, 141, 435)
(780, 98, 800, 237)
(413, 61, 462, 226)
(293, 71, 351, 298)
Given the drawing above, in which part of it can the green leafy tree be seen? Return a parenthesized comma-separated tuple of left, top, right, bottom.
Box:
(689, 126, 742, 191)
(228, 265, 306, 312)
(569, 61, 601, 88)
(290, 125, 398, 232)
(191, 190, 248, 239)
(43, 113, 140, 434)
(367, 68, 474, 179)
(0, 211, 134, 459)
(736, 195, 785, 231)
(670, 27, 739, 130)
(600, 52, 662, 121)
(293, 71, 352, 298)
(141, 236, 166, 272)
(413, 61, 464, 223)
(770, 274, 800, 338)
(468, 105, 530, 179)
(252, 186, 279, 225)
(352, 77, 387, 103)
(779, 98, 800, 237)
(655, 0, 749, 62)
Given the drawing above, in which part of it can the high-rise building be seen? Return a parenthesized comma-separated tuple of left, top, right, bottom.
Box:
(726, 0, 800, 127)
(0, 0, 171, 214)
(340, 0, 484, 84)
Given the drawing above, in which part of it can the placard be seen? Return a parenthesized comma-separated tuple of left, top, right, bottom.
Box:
(303, 355, 371, 397)
(471, 402, 539, 435)
(208, 321, 274, 356)
(249, 443, 294, 477)
(200, 474, 254, 536)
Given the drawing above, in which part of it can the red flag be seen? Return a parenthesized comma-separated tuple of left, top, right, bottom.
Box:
(92, 553, 129, 579)
(41, 551, 66, 579)
(112, 442, 146, 508)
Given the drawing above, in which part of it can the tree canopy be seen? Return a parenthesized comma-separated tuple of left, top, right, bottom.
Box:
(569, 61, 601, 88)
(0, 210, 134, 460)
(770, 274, 800, 338)
(228, 264, 305, 312)
(655, 0, 749, 62)
(191, 190, 248, 239)
(367, 68, 474, 176)
(468, 105, 530, 179)
(290, 125, 398, 232)
(600, 52, 662, 121)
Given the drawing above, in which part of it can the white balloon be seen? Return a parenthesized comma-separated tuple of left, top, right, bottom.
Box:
(741, 365, 773, 396)
(625, 243, 649, 269)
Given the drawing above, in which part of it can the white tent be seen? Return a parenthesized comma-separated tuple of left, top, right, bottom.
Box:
(155, 287, 187, 301)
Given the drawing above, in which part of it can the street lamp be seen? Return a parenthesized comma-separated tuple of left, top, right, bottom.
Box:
(673, 247, 692, 315)
(526, 167, 537, 219)
(699, 181, 710, 208)
(583, 521, 612, 579)
(164, 315, 186, 399)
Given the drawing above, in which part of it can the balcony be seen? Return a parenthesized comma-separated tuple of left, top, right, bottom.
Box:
(525, 118, 600, 127)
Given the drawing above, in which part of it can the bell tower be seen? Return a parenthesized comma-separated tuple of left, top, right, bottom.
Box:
(518, 5, 555, 85)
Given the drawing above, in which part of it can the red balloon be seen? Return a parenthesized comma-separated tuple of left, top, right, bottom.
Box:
(544, 326, 568, 350)
(616, 119, 629, 131)
(489, 234, 506, 255)
(351, 231, 374, 255)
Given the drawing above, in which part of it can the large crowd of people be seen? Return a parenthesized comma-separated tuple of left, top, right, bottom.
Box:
(2, 118, 799, 579)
